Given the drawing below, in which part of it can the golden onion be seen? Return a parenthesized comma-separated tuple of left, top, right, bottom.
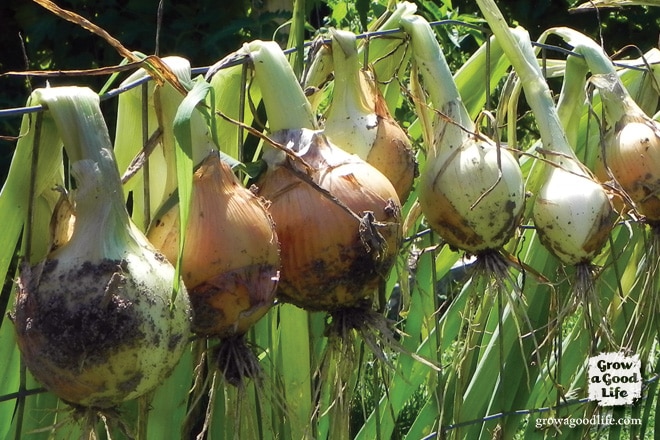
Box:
(208, 39, 402, 311)
(256, 128, 402, 311)
(148, 153, 279, 338)
(593, 73, 660, 224)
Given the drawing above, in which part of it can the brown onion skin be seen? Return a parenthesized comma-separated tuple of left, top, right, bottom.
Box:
(256, 129, 402, 311)
(605, 120, 660, 223)
(324, 68, 417, 203)
(148, 154, 280, 338)
(369, 91, 418, 203)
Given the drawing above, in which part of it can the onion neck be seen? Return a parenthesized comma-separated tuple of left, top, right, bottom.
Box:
(327, 30, 374, 123)
(399, 15, 472, 130)
(555, 55, 588, 149)
(543, 27, 617, 77)
(68, 159, 138, 261)
(367, 1, 417, 34)
(473, 3, 585, 173)
(245, 40, 317, 132)
(539, 27, 643, 128)
(591, 73, 647, 126)
(35, 87, 139, 261)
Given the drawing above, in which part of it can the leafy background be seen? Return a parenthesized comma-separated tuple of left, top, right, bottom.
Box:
(2, 1, 660, 439)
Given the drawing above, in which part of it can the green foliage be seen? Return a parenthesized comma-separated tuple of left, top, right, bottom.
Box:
(323, 0, 388, 31)
(2, 1, 660, 440)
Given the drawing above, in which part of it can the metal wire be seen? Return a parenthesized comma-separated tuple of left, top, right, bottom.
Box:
(0, 18, 651, 121)
(417, 373, 660, 437)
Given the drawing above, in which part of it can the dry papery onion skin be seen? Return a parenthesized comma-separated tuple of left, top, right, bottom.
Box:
(148, 153, 280, 338)
(606, 119, 660, 224)
(369, 91, 418, 202)
(257, 128, 402, 311)
(322, 29, 417, 202)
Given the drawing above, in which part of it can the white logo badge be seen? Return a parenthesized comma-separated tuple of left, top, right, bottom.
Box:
(588, 352, 642, 406)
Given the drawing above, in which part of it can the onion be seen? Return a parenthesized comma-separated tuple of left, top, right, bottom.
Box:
(460, 7, 617, 267)
(593, 73, 660, 225)
(535, 27, 658, 225)
(401, 14, 525, 256)
(147, 152, 279, 337)
(212, 39, 402, 438)
(208, 39, 403, 311)
(532, 164, 615, 265)
(12, 87, 192, 409)
(474, 2, 619, 346)
(418, 131, 525, 254)
(323, 29, 417, 202)
(256, 128, 402, 311)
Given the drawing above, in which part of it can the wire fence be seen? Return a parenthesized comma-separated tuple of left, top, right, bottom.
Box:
(0, 19, 654, 122)
(435, 372, 660, 435)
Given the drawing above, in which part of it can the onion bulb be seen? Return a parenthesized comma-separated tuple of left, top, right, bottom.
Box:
(147, 152, 279, 337)
(12, 86, 191, 409)
(401, 14, 525, 255)
(539, 28, 657, 225)
(418, 131, 525, 254)
(256, 128, 402, 311)
(523, 39, 616, 266)
(533, 164, 615, 265)
(221, 38, 401, 436)
(323, 29, 417, 202)
(593, 73, 660, 224)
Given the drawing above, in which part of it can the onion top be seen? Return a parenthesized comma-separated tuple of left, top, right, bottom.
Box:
(401, 13, 525, 254)
(323, 29, 417, 202)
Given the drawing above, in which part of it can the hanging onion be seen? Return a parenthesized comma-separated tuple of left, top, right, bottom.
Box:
(593, 73, 660, 224)
(536, 27, 655, 225)
(323, 29, 417, 202)
(401, 14, 525, 256)
(13, 86, 192, 409)
(148, 152, 280, 337)
(532, 164, 615, 265)
(257, 128, 402, 311)
(211, 40, 403, 311)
